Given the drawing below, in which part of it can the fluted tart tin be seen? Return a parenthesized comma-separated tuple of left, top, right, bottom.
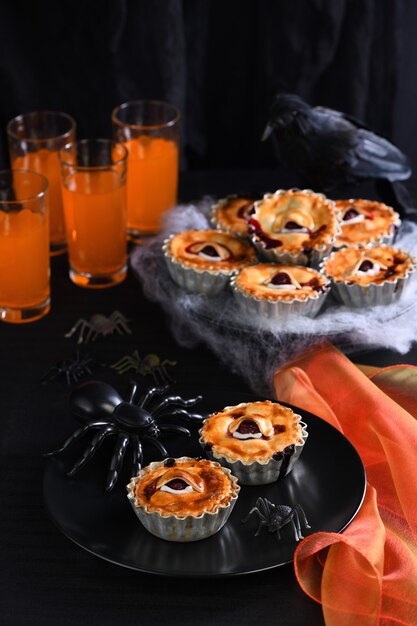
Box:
(248, 188, 339, 266)
(163, 229, 257, 295)
(322, 244, 416, 308)
(127, 457, 240, 542)
(199, 401, 308, 486)
(230, 263, 330, 323)
(333, 198, 401, 249)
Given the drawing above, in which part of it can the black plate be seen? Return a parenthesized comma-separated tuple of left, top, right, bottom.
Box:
(43, 390, 366, 577)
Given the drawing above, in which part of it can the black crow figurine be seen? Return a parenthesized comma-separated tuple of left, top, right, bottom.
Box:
(262, 93, 414, 218)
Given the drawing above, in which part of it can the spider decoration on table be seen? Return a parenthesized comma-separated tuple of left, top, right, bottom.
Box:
(242, 497, 310, 542)
(111, 350, 177, 385)
(41, 350, 102, 386)
(45, 380, 204, 491)
(65, 310, 131, 344)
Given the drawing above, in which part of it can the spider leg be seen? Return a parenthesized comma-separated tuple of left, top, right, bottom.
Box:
(65, 319, 86, 341)
(241, 506, 262, 524)
(288, 512, 303, 541)
(159, 424, 191, 437)
(152, 395, 203, 415)
(155, 408, 204, 423)
(67, 425, 117, 476)
(294, 504, 311, 529)
(142, 435, 168, 458)
(255, 519, 268, 537)
(131, 435, 143, 477)
(111, 356, 137, 374)
(44, 421, 109, 456)
(113, 317, 132, 335)
(85, 325, 98, 344)
(138, 385, 169, 408)
(291, 511, 305, 541)
(106, 433, 130, 491)
(257, 498, 274, 519)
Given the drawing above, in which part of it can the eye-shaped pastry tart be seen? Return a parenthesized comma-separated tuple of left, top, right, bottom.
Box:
(211, 194, 259, 237)
(231, 263, 330, 322)
(334, 198, 400, 248)
(163, 229, 257, 294)
(127, 457, 240, 542)
(322, 244, 416, 307)
(199, 401, 308, 485)
(248, 188, 338, 265)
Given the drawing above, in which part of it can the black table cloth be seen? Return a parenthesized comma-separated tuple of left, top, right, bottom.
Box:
(1, 169, 414, 626)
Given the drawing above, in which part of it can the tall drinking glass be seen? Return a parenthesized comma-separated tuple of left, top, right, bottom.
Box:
(59, 139, 128, 288)
(7, 111, 76, 255)
(112, 100, 180, 242)
(0, 169, 50, 323)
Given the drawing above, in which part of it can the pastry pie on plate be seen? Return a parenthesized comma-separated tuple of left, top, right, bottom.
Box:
(248, 188, 338, 265)
(163, 229, 257, 294)
(199, 400, 308, 485)
(127, 457, 240, 542)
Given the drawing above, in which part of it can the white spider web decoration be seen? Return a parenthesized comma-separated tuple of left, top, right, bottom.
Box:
(130, 197, 417, 396)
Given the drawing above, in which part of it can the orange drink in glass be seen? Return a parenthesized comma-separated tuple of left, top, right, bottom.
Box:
(7, 111, 76, 255)
(0, 169, 50, 323)
(59, 140, 127, 288)
(112, 101, 180, 242)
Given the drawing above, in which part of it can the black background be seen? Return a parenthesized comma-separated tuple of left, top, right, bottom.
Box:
(1, 2, 417, 625)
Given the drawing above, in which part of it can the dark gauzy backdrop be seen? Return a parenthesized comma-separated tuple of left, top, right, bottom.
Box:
(0, 0, 413, 176)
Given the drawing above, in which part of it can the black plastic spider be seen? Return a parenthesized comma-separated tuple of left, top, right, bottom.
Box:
(45, 380, 204, 491)
(242, 497, 310, 542)
(41, 350, 101, 386)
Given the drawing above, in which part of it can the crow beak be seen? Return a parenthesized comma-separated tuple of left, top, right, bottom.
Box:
(261, 123, 273, 141)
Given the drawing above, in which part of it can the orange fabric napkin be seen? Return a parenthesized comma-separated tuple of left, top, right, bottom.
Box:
(274, 343, 417, 626)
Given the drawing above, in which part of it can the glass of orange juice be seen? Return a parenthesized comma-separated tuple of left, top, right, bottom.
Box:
(7, 111, 76, 256)
(112, 100, 180, 242)
(0, 169, 50, 323)
(59, 139, 128, 289)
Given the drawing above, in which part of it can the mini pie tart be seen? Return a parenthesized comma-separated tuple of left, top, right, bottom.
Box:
(322, 244, 416, 307)
(231, 263, 330, 322)
(163, 229, 257, 294)
(199, 401, 308, 485)
(248, 188, 338, 265)
(127, 457, 240, 542)
(334, 198, 400, 248)
(211, 194, 259, 237)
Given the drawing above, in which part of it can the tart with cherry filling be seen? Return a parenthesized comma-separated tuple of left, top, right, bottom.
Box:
(231, 263, 330, 322)
(127, 457, 240, 542)
(334, 198, 400, 248)
(211, 194, 259, 237)
(248, 188, 338, 265)
(199, 401, 308, 485)
(163, 229, 256, 294)
(322, 244, 416, 307)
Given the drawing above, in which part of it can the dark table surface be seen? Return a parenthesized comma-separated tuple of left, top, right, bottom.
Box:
(1, 169, 415, 626)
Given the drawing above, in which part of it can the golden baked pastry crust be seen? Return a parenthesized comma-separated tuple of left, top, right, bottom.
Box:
(200, 401, 305, 463)
(133, 458, 237, 517)
(234, 263, 328, 302)
(212, 196, 256, 236)
(249, 189, 338, 252)
(324, 245, 415, 286)
(166, 229, 256, 273)
(335, 198, 400, 247)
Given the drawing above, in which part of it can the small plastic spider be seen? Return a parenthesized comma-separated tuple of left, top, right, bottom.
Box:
(65, 310, 131, 344)
(45, 380, 204, 491)
(41, 350, 100, 386)
(242, 497, 310, 542)
(111, 350, 177, 385)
